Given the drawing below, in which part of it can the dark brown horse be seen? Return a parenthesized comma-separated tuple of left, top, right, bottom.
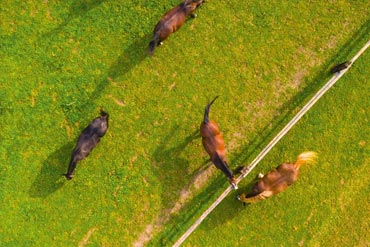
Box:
(200, 96, 238, 189)
(330, 61, 351, 74)
(64, 111, 109, 180)
(238, 152, 317, 203)
(148, 0, 204, 55)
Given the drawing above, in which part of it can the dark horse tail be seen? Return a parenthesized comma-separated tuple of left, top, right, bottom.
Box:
(212, 153, 233, 180)
(148, 32, 160, 56)
(203, 96, 219, 124)
(212, 153, 237, 189)
(63, 160, 77, 180)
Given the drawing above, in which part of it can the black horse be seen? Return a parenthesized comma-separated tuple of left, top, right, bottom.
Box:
(148, 0, 204, 55)
(64, 111, 109, 180)
(330, 61, 351, 73)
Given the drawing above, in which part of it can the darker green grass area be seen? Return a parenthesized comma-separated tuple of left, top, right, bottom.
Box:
(1, 0, 369, 246)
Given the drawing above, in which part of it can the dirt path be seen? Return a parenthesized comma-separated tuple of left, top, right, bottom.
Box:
(133, 165, 214, 247)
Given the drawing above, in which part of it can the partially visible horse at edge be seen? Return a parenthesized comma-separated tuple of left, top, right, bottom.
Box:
(148, 0, 204, 55)
(200, 96, 238, 189)
(238, 151, 318, 204)
(330, 61, 351, 74)
(64, 110, 109, 180)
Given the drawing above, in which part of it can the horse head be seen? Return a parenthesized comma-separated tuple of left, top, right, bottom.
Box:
(237, 193, 247, 205)
(228, 177, 238, 190)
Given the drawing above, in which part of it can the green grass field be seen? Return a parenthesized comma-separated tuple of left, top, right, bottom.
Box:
(1, 0, 369, 246)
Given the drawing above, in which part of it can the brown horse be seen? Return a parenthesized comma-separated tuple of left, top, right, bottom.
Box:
(148, 0, 204, 55)
(64, 111, 109, 180)
(238, 151, 317, 203)
(200, 96, 238, 189)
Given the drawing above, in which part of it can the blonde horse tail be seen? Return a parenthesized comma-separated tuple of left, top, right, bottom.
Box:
(294, 151, 318, 170)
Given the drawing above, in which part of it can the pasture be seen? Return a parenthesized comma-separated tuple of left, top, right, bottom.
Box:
(1, 0, 369, 246)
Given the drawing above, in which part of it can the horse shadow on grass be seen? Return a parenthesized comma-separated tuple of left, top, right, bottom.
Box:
(42, 0, 107, 37)
(197, 178, 260, 230)
(152, 125, 200, 206)
(149, 171, 264, 245)
(148, 176, 238, 246)
(29, 143, 74, 198)
(148, 127, 260, 245)
(38, 0, 151, 121)
(84, 33, 149, 104)
(61, 34, 150, 123)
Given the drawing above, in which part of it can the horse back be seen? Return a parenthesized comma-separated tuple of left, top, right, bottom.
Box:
(202, 135, 225, 157)
(154, 5, 187, 37)
(200, 121, 226, 156)
(257, 164, 298, 193)
(276, 163, 299, 184)
(200, 120, 221, 137)
(74, 131, 100, 159)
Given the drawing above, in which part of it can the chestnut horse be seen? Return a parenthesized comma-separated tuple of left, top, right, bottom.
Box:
(200, 96, 238, 189)
(64, 111, 109, 180)
(238, 151, 317, 203)
(148, 0, 204, 55)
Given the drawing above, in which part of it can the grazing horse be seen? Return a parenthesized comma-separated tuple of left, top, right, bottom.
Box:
(238, 151, 317, 204)
(148, 0, 204, 55)
(64, 111, 109, 180)
(330, 61, 351, 74)
(200, 96, 238, 189)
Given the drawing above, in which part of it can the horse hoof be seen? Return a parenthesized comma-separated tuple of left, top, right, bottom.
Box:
(258, 173, 264, 179)
(237, 195, 241, 201)
(159, 42, 164, 46)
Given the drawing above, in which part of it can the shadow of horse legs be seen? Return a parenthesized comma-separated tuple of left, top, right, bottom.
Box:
(60, 35, 150, 125)
(151, 126, 199, 207)
(29, 143, 74, 198)
(42, 0, 107, 37)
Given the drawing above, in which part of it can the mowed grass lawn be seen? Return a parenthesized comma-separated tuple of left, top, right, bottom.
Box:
(1, 0, 369, 246)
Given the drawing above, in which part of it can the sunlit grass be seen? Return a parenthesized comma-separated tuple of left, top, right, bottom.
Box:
(0, 0, 369, 246)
